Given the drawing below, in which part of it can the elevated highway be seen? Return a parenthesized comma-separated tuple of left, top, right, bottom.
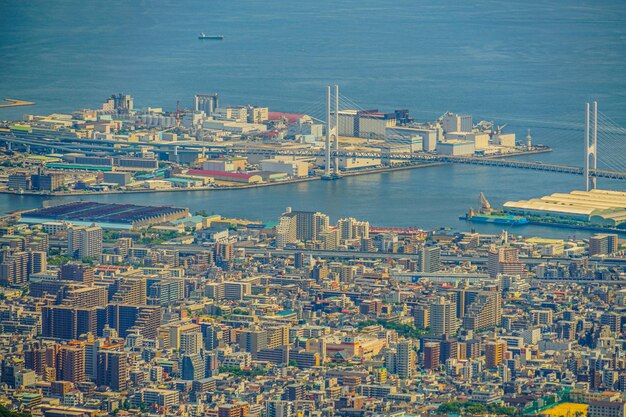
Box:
(84, 240, 626, 267)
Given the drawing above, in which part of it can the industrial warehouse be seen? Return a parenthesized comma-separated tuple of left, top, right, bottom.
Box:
(503, 189, 626, 227)
(19, 201, 189, 229)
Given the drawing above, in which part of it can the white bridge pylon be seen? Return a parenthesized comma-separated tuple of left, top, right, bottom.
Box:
(324, 85, 340, 177)
(584, 101, 598, 191)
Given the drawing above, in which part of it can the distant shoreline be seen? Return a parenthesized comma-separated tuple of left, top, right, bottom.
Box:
(0, 162, 443, 197)
(0, 148, 551, 197)
(525, 220, 626, 236)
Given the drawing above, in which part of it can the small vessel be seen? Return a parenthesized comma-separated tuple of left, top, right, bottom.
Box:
(198, 32, 224, 40)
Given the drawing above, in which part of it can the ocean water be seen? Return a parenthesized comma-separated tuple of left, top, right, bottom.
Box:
(1, 0, 625, 238)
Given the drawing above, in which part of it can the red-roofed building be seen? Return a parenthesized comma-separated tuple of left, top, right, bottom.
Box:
(268, 112, 310, 124)
(186, 169, 263, 184)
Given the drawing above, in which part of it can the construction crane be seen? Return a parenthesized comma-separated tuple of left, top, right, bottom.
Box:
(479, 192, 493, 213)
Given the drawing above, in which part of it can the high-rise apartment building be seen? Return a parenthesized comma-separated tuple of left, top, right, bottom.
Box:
(0, 251, 29, 286)
(420, 245, 441, 273)
(337, 217, 370, 241)
(59, 264, 94, 285)
(180, 331, 203, 355)
(396, 339, 415, 379)
(96, 351, 128, 391)
(413, 305, 429, 329)
(462, 289, 502, 332)
(423, 342, 441, 370)
(429, 297, 458, 338)
(276, 208, 330, 247)
(42, 306, 98, 340)
(266, 400, 295, 417)
(238, 329, 268, 358)
(589, 234, 619, 256)
(275, 214, 297, 249)
(285, 384, 305, 401)
(218, 402, 250, 417)
(487, 246, 525, 278)
(485, 339, 507, 369)
(58, 344, 86, 383)
(318, 229, 339, 250)
(67, 224, 103, 259)
(111, 277, 147, 305)
(105, 304, 161, 339)
(181, 353, 205, 381)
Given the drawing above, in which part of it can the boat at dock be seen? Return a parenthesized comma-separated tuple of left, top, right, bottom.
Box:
(462, 192, 529, 226)
(466, 213, 529, 226)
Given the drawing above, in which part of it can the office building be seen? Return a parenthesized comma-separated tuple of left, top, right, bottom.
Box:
(31, 173, 64, 192)
(588, 401, 626, 417)
(8, 172, 31, 191)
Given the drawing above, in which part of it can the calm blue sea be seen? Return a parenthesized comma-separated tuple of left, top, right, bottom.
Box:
(1, 0, 626, 238)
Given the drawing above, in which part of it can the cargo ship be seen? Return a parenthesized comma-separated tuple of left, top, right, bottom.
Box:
(198, 33, 224, 40)
(462, 192, 529, 226)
